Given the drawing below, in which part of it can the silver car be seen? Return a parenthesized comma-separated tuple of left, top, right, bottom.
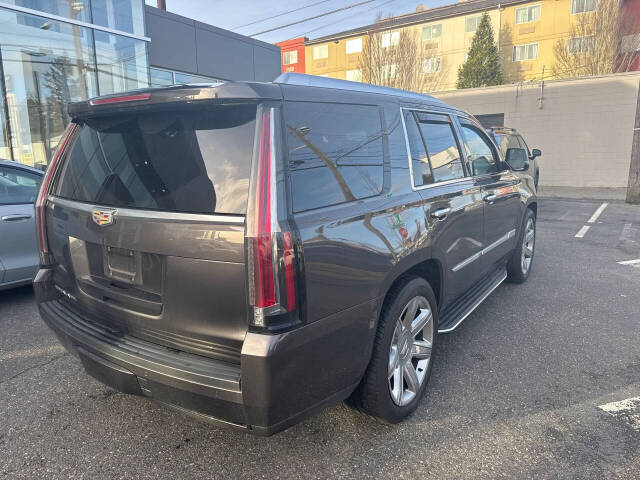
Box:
(0, 159, 43, 290)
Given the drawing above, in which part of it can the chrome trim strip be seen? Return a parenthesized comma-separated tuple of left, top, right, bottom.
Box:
(451, 229, 516, 272)
(399, 107, 473, 192)
(0, 2, 151, 41)
(481, 228, 516, 255)
(438, 270, 507, 333)
(49, 196, 245, 225)
(451, 251, 481, 273)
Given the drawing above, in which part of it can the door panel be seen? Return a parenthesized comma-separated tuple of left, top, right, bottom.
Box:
(0, 165, 42, 284)
(0, 202, 38, 283)
(457, 121, 522, 270)
(420, 180, 485, 306)
(479, 173, 522, 267)
(404, 110, 485, 307)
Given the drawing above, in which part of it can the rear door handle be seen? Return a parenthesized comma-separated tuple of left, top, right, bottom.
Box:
(1, 214, 32, 222)
(483, 194, 497, 204)
(431, 207, 451, 220)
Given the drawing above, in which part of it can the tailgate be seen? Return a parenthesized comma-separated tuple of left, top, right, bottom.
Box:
(45, 103, 258, 363)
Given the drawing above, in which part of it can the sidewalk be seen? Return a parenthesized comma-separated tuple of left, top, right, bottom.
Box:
(537, 186, 628, 201)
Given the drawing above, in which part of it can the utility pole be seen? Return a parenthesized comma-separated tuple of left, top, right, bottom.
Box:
(627, 81, 640, 204)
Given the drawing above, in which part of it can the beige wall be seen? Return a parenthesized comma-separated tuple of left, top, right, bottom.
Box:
(435, 72, 640, 188)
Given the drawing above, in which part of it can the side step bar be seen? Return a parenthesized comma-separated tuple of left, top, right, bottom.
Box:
(438, 267, 507, 333)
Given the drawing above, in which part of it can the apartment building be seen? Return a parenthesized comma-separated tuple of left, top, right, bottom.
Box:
(303, 0, 640, 91)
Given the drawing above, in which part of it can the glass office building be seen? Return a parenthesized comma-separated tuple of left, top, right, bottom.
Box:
(0, 1, 219, 168)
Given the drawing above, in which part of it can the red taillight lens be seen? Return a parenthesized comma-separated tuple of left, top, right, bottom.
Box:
(89, 93, 150, 105)
(252, 109, 276, 309)
(36, 124, 76, 266)
(247, 107, 297, 327)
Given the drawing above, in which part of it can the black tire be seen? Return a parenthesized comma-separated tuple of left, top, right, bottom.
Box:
(507, 208, 536, 284)
(352, 277, 438, 423)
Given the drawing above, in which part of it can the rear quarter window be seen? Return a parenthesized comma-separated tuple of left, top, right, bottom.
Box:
(54, 104, 257, 214)
(284, 102, 384, 213)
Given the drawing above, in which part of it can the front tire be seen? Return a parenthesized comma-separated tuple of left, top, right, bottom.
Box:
(507, 208, 536, 283)
(353, 277, 438, 423)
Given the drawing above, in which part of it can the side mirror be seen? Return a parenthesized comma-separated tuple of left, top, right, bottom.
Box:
(530, 148, 541, 159)
(505, 148, 529, 171)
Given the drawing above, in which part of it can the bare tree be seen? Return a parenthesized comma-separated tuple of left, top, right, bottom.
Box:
(552, 0, 640, 78)
(358, 21, 445, 93)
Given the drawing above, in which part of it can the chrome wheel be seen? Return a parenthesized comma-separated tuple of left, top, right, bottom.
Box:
(521, 217, 535, 274)
(388, 296, 434, 407)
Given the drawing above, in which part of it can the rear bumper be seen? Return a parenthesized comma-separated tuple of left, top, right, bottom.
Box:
(35, 269, 374, 435)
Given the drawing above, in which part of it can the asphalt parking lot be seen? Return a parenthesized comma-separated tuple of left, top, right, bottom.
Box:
(2, 197, 640, 479)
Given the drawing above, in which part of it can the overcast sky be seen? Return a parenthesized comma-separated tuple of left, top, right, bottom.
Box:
(145, 0, 454, 44)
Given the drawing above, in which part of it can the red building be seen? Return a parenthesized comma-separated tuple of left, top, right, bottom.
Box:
(621, 0, 640, 71)
(275, 37, 307, 73)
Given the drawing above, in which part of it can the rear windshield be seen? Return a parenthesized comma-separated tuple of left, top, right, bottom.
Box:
(55, 104, 257, 214)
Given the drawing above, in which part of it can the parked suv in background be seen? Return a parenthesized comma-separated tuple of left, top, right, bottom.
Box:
(487, 127, 542, 189)
(35, 74, 537, 435)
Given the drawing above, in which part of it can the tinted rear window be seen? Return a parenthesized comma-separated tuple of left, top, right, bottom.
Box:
(55, 104, 257, 214)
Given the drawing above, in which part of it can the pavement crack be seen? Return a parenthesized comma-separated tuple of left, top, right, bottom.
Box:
(0, 353, 69, 385)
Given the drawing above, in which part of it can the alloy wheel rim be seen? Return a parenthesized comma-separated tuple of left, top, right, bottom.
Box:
(521, 218, 535, 274)
(388, 296, 433, 407)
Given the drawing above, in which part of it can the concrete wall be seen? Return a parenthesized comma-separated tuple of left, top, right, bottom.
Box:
(145, 6, 281, 82)
(435, 73, 640, 188)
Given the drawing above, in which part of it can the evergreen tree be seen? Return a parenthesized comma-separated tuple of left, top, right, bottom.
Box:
(457, 13, 503, 89)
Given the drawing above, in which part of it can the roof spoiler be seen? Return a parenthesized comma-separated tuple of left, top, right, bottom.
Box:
(68, 81, 282, 119)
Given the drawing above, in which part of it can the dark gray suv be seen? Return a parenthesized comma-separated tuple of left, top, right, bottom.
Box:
(35, 73, 537, 435)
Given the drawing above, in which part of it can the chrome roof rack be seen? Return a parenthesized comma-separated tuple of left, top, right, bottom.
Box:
(273, 73, 442, 104)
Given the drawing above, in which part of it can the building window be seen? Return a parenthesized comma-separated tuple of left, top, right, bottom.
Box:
(346, 37, 362, 54)
(515, 5, 541, 24)
(513, 43, 539, 61)
(94, 31, 149, 95)
(283, 50, 298, 65)
(346, 69, 362, 81)
(571, 0, 597, 14)
(381, 31, 400, 48)
(568, 35, 594, 54)
(149, 67, 173, 87)
(382, 63, 398, 80)
(422, 57, 442, 74)
(91, 0, 146, 36)
(2, 0, 92, 23)
(465, 15, 482, 33)
(422, 24, 442, 40)
(313, 44, 328, 60)
(175, 71, 218, 83)
(0, 7, 99, 167)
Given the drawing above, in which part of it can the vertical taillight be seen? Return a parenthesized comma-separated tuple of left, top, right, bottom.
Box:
(36, 124, 76, 266)
(247, 107, 298, 328)
(252, 109, 276, 309)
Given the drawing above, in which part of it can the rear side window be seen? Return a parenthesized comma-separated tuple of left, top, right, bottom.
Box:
(0, 166, 42, 205)
(285, 102, 384, 213)
(414, 112, 465, 184)
(403, 111, 433, 187)
(55, 104, 257, 214)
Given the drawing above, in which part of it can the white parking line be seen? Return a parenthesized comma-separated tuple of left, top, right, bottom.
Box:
(588, 202, 609, 223)
(618, 259, 640, 268)
(575, 225, 591, 238)
(599, 397, 640, 431)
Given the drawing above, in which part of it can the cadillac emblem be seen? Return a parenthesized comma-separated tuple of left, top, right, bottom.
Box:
(92, 208, 116, 226)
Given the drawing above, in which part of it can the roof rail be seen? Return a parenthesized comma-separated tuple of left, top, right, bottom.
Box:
(273, 73, 442, 104)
